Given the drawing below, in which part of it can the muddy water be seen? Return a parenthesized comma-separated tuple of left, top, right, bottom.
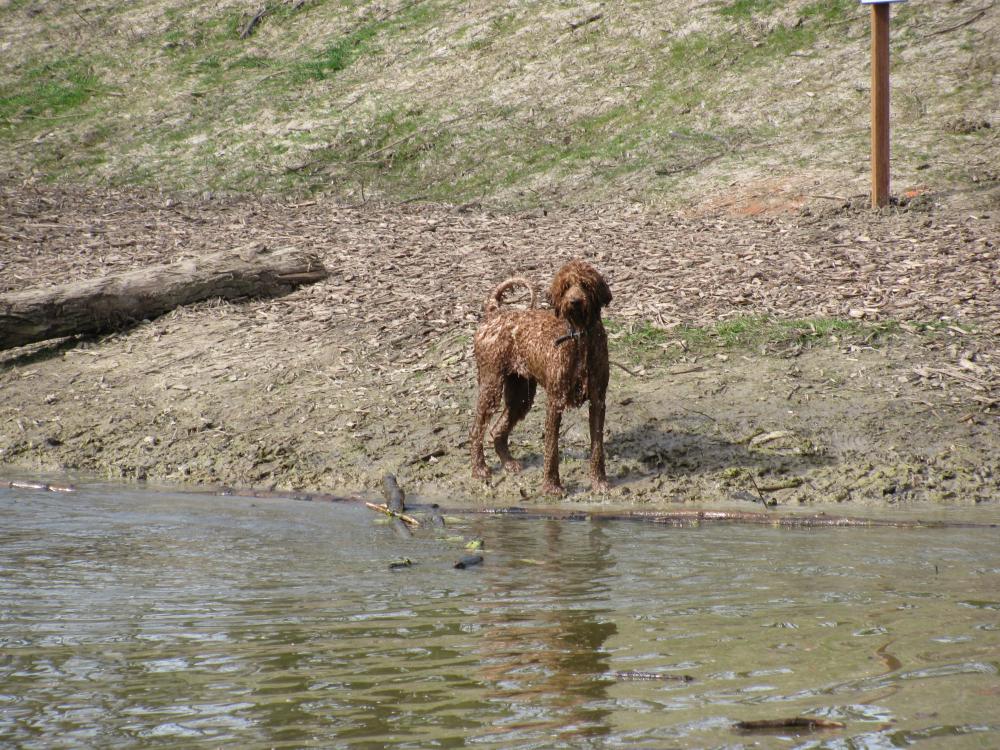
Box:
(1, 485, 998, 749)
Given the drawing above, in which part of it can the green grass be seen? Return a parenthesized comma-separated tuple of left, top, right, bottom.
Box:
(290, 24, 382, 82)
(0, 57, 102, 130)
(1, 0, 35, 10)
(691, 316, 871, 348)
(160, 2, 424, 88)
(800, 0, 853, 24)
(718, 0, 853, 24)
(706, 0, 856, 66)
(608, 315, 905, 364)
(718, 0, 785, 20)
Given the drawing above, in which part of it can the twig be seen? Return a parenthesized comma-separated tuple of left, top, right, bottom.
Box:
(925, 2, 993, 37)
(612, 671, 694, 682)
(611, 359, 640, 376)
(406, 448, 446, 466)
(364, 501, 421, 527)
(748, 474, 771, 511)
(735, 718, 845, 732)
(655, 153, 724, 176)
(668, 129, 730, 147)
(679, 406, 716, 422)
(568, 13, 603, 31)
(240, 6, 271, 39)
(73, 9, 98, 30)
(366, 114, 472, 159)
(375, 0, 423, 23)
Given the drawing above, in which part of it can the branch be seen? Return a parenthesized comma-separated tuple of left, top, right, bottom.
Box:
(365, 501, 422, 527)
(924, 2, 994, 37)
(240, 6, 271, 39)
(569, 13, 603, 31)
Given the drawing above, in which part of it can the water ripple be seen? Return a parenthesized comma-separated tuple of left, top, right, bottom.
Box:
(2, 486, 999, 748)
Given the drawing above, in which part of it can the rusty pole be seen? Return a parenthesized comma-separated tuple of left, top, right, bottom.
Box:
(870, 2, 891, 208)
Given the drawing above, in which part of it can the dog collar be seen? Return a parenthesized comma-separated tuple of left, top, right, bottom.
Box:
(555, 323, 581, 346)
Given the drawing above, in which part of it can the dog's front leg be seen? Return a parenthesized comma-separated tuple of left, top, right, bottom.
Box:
(588, 396, 610, 492)
(542, 400, 565, 496)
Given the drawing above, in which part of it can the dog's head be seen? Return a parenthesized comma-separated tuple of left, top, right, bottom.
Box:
(549, 260, 612, 328)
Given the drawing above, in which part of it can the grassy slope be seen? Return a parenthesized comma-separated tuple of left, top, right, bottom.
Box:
(0, 0, 996, 209)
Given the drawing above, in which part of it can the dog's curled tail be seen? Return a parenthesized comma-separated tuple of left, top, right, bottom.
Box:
(484, 277, 536, 319)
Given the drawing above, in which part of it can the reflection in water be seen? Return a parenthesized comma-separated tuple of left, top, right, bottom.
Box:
(474, 520, 616, 744)
(1, 485, 999, 749)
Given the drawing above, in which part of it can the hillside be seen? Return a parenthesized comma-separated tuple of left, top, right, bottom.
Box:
(1, 0, 996, 210)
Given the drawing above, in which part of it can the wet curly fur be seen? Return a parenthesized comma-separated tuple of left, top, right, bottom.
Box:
(469, 259, 612, 495)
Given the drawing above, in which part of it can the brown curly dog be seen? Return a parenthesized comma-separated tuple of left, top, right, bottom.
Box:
(469, 259, 612, 495)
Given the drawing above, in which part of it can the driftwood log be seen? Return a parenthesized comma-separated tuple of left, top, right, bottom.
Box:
(0, 245, 327, 350)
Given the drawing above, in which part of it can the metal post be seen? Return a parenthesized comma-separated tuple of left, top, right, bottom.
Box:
(870, 3, 891, 208)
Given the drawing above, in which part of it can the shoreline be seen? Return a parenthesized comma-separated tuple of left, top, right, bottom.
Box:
(5, 475, 1000, 529)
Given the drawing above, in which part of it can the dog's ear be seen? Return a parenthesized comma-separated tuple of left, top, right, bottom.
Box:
(549, 276, 568, 317)
(578, 264, 612, 309)
(594, 276, 612, 308)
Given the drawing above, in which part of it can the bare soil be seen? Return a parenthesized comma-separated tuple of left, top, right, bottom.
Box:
(1, 182, 997, 507)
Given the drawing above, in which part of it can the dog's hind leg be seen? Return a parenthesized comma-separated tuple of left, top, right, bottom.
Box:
(470, 370, 504, 480)
(491, 375, 536, 473)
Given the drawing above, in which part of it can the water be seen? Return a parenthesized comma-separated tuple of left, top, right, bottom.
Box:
(1, 484, 999, 749)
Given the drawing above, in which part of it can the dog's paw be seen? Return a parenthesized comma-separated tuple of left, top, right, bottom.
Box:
(591, 477, 611, 493)
(502, 459, 523, 474)
(472, 465, 492, 481)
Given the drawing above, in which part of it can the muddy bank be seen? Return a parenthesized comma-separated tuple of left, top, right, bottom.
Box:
(1, 185, 997, 506)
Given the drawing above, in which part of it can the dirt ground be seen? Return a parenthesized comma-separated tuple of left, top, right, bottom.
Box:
(1, 182, 997, 507)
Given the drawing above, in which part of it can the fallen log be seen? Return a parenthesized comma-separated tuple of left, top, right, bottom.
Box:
(0, 245, 327, 350)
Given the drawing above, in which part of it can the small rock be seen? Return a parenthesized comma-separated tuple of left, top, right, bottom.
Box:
(454, 554, 483, 569)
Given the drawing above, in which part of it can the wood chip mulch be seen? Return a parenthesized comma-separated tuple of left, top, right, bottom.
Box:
(2, 184, 997, 397)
